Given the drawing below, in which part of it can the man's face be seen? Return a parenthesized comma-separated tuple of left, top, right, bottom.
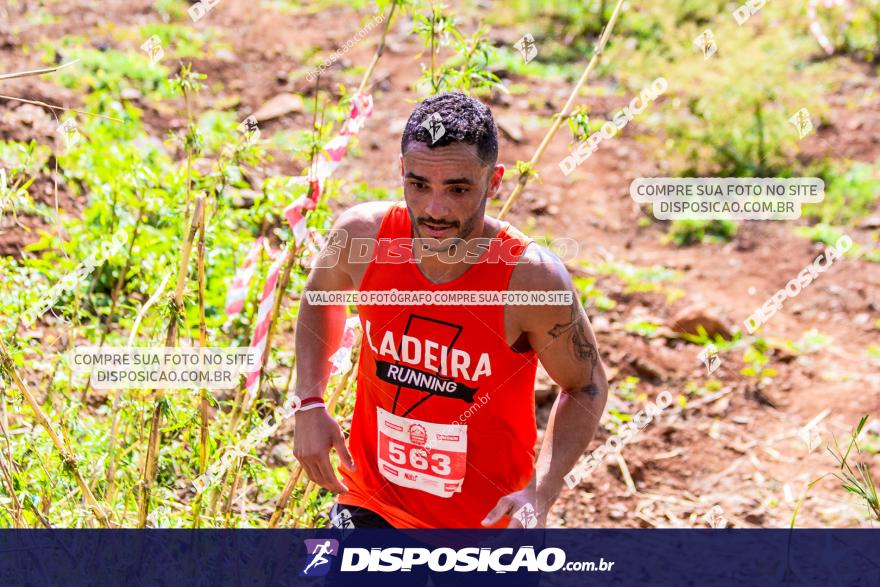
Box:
(400, 141, 503, 250)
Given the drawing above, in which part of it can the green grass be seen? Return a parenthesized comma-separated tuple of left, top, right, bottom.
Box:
(664, 219, 738, 246)
(805, 160, 880, 226)
(41, 40, 176, 101)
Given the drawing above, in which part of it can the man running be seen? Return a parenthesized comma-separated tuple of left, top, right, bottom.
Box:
(302, 540, 335, 576)
(293, 91, 608, 528)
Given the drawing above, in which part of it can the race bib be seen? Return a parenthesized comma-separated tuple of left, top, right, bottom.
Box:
(376, 407, 467, 498)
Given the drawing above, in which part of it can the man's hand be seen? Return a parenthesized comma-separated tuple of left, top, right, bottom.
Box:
(481, 484, 547, 528)
(293, 408, 356, 494)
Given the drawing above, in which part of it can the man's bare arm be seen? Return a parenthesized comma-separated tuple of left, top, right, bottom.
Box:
(294, 224, 354, 402)
(482, 246, 608, 527)
(292, 203, 385, 494)
(529, 248, 608, 521)
(532, 292, 608, 518)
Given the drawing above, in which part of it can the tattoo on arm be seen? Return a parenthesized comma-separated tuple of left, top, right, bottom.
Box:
(573, 383, 600, 398)
(548, 301, 600, 388)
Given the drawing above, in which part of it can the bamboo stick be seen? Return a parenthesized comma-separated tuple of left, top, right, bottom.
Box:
(497, 0, 626, 220)
(263, 2, 395, 528)
(355, 2, 398, 97)
(192, 208, 211, 527)
(0, 337, 111, 527)
(0, 60, 80, 81)
(136, 195, 204, 527)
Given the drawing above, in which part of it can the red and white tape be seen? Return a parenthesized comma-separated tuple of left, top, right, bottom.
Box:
(240, 92, 373, 399)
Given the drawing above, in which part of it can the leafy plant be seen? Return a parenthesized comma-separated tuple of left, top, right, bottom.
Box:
(0, 141, 50, 223)
(828, 416, 880, 521)
(791, 329, 833, 354)
(664, 219, 737, 246)
(595, 260, 679, 295)
(413, 1, 504, 95)
(740, 339, 777, 389)
(624, 319, 662, 338)
(804, 160, 880, 226)
(43, 40, 176, 103)
(606, 3, 833, 177)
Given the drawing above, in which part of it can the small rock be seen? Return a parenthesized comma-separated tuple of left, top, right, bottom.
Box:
(591, 315, 611, 332)
(625, 353, 665, 382)
(232, 189, 259, 208)
(120, 87, 142, 101)
(192, 158, 213, 176)
(529, 198, 549, 215)
(670, 305, 732, 339)
(213, 48, 237, 62)
(860, 216, 880, 229)
(708, 395, 730, 417)
(495, 115, 524, 143)
(848, 119, 864, 131)
(251, 93, 304, 122)
(773, 345, 797, 363)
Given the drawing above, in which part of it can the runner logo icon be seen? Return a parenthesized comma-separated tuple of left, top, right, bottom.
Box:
(301, 539, 340, 577)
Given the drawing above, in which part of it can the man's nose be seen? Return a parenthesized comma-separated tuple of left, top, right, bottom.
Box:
(423, 193, 450, 220)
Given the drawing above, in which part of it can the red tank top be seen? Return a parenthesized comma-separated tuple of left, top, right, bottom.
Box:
(338, 202, 538, 528)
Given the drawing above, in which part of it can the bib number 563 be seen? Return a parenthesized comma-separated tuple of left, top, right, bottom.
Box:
(387, 440, 451, 476)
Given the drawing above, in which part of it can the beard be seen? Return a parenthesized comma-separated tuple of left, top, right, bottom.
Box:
(408, 195, 487, 254)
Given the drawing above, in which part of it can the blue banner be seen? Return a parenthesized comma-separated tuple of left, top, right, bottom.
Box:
(0, 529, 877, 586)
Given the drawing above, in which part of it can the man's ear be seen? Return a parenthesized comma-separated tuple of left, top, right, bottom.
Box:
(487, 163, 505, 197)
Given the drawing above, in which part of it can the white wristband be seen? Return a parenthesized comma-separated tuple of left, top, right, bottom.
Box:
(297, 402, 327, 413)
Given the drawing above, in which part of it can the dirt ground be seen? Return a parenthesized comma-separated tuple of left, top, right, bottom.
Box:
(1, 0, 879, 527)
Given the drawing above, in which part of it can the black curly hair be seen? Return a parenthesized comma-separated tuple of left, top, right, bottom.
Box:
(400, 92, 498, 167)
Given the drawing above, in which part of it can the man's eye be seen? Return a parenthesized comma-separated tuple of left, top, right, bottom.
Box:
(451, 187, 468, 194)
(410, 182, 427, 190)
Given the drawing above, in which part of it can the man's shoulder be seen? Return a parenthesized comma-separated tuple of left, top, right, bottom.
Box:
(334, 201, 398, 240)
(508, 241, 572, 292)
